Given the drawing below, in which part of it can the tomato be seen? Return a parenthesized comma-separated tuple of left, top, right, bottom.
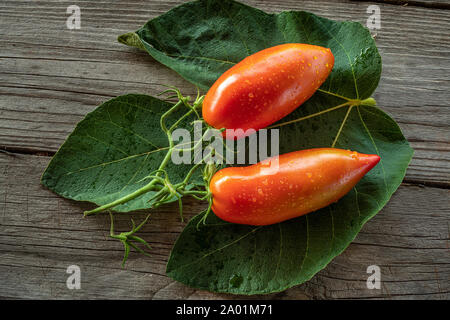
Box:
(209, 148, 380, 226)
(202, 43, 334, 139)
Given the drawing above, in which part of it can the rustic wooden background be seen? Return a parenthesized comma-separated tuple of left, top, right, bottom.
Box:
(0, 0, 449, 299)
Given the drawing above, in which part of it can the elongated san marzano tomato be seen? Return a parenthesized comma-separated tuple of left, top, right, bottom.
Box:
(202, 43, 334, 138)
(210, 148, 380, 226)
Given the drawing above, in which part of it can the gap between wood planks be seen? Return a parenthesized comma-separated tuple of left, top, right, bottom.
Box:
(351, 0, 450, 10)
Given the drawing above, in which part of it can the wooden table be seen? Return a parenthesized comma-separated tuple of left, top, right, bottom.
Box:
(1, 0, 449, 299)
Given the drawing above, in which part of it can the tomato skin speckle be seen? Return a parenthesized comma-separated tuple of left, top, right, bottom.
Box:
(209, 148, 380, 226)
(203, 44, 335, 139)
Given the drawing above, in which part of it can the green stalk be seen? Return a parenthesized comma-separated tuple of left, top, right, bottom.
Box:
(84, 101, 183, 216)
(84, 138, 176, 216)
(359, 97, 376, 106)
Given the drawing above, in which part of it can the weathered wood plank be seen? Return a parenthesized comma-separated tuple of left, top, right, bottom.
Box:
(0, 152, 448, 299)
(365, 0, 450, 8)
(0, 0, 449, 186)
(0, 0, 449, 300)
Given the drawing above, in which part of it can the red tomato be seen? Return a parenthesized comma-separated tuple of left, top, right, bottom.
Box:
(202, 43, 334, 139)
(209, 148, 380, 226)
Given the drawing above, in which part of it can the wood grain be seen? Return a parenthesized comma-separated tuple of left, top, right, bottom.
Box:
(361, 0, 450, 9)
(0, 153, 448, 299)
(0, 0, 449, 186)
(0, 0, 449, 299)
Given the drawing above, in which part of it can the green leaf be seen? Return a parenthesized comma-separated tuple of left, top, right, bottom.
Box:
(41, 94, 201, 212)
(120, 0, 381, 99)
(121, 0, 415, 294)
(167, 105, 413, 294)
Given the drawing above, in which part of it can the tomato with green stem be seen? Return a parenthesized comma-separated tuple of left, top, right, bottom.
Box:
(208, 148, 380, 226)
(202, 43, 335, 139)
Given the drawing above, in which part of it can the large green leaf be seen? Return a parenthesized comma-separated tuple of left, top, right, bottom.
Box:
(167, 105, 412, 294)
(41, 94, 201, 212)
(119, 0, 413, 294)
(119, 0, 380, 100)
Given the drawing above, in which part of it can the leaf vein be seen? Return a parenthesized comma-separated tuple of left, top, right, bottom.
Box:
(171, 226, 262, 273)
(357, 106, 389, 196)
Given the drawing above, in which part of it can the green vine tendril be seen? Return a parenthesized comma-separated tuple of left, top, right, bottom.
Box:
(109, 211, 152, 267)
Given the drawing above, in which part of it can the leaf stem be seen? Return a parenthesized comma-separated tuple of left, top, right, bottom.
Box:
(268, 96, 377, 129)
(84, 179, 160, 216)
(268, 101, 352, 129)
(317, 89, 351, 101)
(331, 105, 354, 148)
(359, 97, 376, 107)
